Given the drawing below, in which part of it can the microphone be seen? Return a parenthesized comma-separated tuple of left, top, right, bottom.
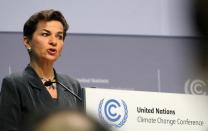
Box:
(44, 80, 82, 102)
(44, 80, 55, 86)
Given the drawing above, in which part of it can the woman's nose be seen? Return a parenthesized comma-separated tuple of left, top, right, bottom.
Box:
(49, 36, 57, 46)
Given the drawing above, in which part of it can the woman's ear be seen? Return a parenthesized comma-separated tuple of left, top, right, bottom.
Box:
(23, 36, 32, 49)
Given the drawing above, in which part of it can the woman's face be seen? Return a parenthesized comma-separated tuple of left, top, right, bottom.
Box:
(25, 20, 65, 64)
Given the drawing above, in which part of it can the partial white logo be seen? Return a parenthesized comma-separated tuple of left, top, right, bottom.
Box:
(184, 79, 208, 95)
(98, 98, 128, 128)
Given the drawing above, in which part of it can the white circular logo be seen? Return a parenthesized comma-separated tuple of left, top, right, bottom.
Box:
(184, 79, 208, 95)
(98, 98, 128, 128)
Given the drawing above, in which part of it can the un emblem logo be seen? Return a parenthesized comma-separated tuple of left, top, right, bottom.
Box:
(98, 98, 128, 128)
(184, 79, 208, 95)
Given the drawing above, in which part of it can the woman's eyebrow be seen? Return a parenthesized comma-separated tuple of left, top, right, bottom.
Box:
(42, 29, 63, 35)
(42, 29, 50, 33)
(57, 32, 64, 35)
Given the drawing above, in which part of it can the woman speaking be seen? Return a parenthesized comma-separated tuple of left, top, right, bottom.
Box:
(0, 9, 82, 131)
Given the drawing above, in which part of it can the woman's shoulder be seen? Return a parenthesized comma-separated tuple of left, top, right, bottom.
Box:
(1, 72, 26, 92)
(2, 72, 24, 81)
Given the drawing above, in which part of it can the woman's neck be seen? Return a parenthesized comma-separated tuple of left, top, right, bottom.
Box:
(30, 61, 54, 80)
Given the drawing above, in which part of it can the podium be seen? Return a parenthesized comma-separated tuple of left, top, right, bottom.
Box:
(83, 88, 208, 131)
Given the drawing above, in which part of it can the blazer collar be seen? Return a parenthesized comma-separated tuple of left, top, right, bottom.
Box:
(23, 65, 59, 90)
(23, 65, 77, 107)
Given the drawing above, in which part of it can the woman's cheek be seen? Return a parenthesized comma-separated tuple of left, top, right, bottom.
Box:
(58, 47, 63, 57)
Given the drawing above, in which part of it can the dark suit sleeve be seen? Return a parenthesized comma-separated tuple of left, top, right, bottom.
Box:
(0, 77, 21, 131)
(74, 80, 82, 98)
(63, 74, 83, 108)
(75, 80, 83, 107)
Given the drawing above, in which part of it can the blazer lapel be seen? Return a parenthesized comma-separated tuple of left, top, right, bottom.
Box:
(23, 65, 53, 109)
(23, 65, 77, 110)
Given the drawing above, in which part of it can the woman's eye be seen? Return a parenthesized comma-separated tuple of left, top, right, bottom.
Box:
(57, 35, 63, 40)
(41, 33, 49, 37)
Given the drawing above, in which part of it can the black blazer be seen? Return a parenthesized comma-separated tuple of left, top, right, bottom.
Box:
(0, 65, 82, 131)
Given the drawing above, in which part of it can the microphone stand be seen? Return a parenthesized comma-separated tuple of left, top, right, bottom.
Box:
(56, 81, 82, 102)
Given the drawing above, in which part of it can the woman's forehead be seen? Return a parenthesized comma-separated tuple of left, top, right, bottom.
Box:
(36, 20, 64, 32)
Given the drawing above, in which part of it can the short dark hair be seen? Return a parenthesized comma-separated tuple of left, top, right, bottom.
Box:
(23, 9, 69, 40)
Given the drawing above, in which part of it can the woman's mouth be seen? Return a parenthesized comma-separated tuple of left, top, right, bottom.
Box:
(47, 48, 57, 55)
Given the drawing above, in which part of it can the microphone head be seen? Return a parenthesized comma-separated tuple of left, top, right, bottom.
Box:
(44, 80, 53, 86)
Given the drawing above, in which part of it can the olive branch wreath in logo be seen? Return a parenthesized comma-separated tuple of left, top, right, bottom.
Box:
(98, 98, 128, 128)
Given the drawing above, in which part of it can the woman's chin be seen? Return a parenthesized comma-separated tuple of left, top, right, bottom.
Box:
(41, 57, 58, 64)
